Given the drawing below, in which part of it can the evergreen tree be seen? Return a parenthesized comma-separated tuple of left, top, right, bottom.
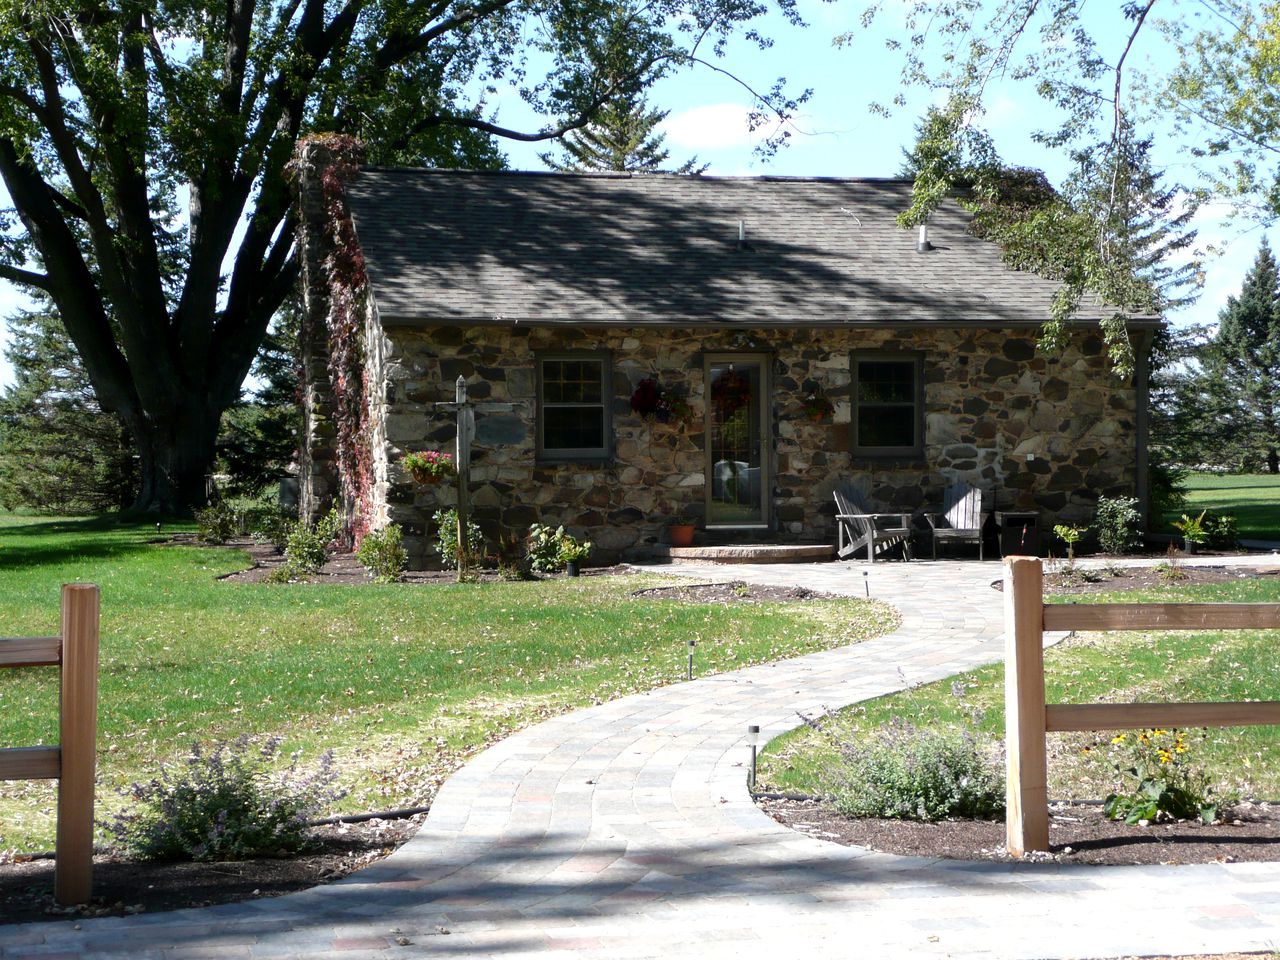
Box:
(541, 89, 705, 174)
(1206, 240, 1280, 473)
(0, 306, 137, 513)
(216, 304, 302, 497)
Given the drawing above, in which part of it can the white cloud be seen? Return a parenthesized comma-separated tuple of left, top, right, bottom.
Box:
(664, 103, 758, 151)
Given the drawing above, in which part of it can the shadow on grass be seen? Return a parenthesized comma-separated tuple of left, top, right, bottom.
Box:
(0, 514, 183, 568)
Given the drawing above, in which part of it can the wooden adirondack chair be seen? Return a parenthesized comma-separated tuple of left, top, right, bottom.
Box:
(833, 484, 913, 562)
(926, 482, 990, 560)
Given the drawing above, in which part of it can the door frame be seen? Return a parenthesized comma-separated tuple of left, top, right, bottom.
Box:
(703, 352, 772, 530)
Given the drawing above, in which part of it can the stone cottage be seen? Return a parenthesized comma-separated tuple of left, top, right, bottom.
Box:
(293, 138, 1156, 566)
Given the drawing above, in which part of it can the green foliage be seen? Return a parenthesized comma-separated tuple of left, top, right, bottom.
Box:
(105, 737, 344, 861)
(215, 309, 302, 497)
(1095, 496, 1142, 555)
(829, 719, 1005, 821)
(271, 509, 343, 579)
(542, 89, 705, 174)
(1146, 447, 1189, 527)
(0, 306, 137, 514)
(433, 509, 484, 568)
(1173, 510, 1208, 545)
(1203, 240, 1280, 474)
(1202, 512, 1239, 550)
(356, 524, 408, 583)
(0, 0, 798, 513)
(527, 524, 591, 572)
(1102, 729, 1218, 825)
(194, 503, 239, 545)
(1052, 523, 1086, 563)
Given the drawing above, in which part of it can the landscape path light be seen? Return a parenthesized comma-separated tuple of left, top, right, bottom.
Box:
(747, 724, 761, 789)
(687, 639, 696, 681)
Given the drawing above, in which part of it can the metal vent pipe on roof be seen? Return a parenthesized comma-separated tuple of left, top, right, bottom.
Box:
(917, 223, 933, 253)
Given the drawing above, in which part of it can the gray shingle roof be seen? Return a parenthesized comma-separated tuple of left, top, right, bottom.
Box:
(344, 169, 1143, 328)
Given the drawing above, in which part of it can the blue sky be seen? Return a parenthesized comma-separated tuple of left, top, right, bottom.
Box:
(0, 0, 1267, 390)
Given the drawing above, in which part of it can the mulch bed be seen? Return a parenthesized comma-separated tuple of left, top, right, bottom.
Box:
(760, 797, 1280, 866)
(0, 816, 422, 926)
(1044, 562, 1280, 595)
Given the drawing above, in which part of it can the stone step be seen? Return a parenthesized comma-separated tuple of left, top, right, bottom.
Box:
(649, 543, 836, 564)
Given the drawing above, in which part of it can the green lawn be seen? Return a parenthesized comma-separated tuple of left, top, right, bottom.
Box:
(759, 574, 1280, 806)
(1171, 472, 1280, 541)
(0, 515, 897, 850)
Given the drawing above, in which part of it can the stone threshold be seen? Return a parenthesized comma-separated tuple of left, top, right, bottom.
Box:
(648, 543, 836, 564)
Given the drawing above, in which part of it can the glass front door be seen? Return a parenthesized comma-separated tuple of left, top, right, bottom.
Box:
(706, 355, 769, 527)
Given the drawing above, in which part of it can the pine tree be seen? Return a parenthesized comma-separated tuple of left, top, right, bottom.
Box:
(1206, 240, 1280, 473)
(541, 90, 705, 174)
(0, 306, 137, 513)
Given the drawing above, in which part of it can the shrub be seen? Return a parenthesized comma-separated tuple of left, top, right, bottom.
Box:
(1203, 512, 1239, 550)
(105, 736, 344, 861)
(526, 524, 590, 572)
(272, 508, 342, 578)
(356, 524, 407, 583)
(527, 523, 566, 573)
(1095, 496, 1142, 555)
(432, 508, 484, 567)
(1102, 728, 1218, 825)
(830, 719, 1005, 821)
(194, 502, 238, 544)
(495, 530, 532, 581)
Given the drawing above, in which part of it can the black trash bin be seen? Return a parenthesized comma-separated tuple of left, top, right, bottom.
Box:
(996, 511, 1041, 557)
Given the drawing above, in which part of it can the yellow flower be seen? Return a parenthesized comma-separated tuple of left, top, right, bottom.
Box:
(1157, 749, 1173, 763)
(1153, 728, 1169, 736)
(1111, 734, 1127, 744)
(1175, 742, 1188, 753)
(1138, 733, 1150, 744)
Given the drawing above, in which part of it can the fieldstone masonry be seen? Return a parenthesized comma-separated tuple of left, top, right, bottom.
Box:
(358, 322, 1139, 567)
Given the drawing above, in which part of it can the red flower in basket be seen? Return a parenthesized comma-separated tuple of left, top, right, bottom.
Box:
(403, 450, 455, 484)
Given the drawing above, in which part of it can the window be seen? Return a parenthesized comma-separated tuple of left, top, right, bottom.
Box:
(537, 353, 611, 460)
(852, 352, 923, 458)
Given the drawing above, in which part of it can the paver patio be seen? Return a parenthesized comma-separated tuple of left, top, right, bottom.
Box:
(3, 555, 1279, 959)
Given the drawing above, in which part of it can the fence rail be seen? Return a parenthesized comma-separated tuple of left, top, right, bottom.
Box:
(1003, 557, 1280, 857)
(0, 585, 99, 904)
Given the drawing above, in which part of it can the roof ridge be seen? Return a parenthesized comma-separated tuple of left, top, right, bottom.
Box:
(355, 167, 915, 185)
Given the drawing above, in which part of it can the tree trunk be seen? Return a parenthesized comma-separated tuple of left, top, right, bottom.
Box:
(1268, 448, 1278, 475)
(122, 401, 225, 515)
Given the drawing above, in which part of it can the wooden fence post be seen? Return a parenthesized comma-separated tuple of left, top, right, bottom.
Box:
(1004, 557, 1049, 856)
(455, 375, 473, 575)
(55, 583, 99, 906)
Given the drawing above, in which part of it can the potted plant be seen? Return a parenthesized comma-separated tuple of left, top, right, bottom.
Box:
(801, 390, 834, 422)
(559, 536, 592, 577)
(1173, 510, 1208, 554)
(403, 450, 455, 484)
(667, 522, 696, 547)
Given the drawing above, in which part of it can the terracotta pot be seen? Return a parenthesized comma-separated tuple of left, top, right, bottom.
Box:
(410, 468, 439, 485)
(668, 523, 696, 547)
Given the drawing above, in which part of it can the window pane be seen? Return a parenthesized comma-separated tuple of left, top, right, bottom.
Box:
(858, 405, 916, 448)
(544, 406, 604, 451)
(543, 360, 602, 404)
(857, 361, 915, 404)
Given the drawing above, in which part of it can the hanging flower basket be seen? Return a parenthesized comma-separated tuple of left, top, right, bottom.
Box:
(802, 391, 834, 422)
(632, 377, 693, 426)
(403, 450, 455, 484)
(712, 369, 751, 418)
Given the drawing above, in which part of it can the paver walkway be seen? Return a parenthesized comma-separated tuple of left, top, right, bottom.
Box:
(5, 556, 1280, 959)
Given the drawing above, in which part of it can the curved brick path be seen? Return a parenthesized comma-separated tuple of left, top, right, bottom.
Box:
(4, 556, 1280, 959)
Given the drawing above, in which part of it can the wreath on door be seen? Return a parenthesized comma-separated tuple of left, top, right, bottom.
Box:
(711, 368, 751, 418)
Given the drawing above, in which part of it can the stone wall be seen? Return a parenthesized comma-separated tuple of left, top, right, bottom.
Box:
(364, 322, 1143, 567)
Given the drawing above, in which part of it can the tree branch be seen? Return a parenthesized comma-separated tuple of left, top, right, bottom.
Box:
(0, 263, 52, 290)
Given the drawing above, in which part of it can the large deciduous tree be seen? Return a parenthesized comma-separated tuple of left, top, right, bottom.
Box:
(0, 0, 801, 513)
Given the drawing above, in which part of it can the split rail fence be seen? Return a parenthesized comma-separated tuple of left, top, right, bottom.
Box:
(1003, 556, 1280, 856)
(0, 584, 100, 904)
